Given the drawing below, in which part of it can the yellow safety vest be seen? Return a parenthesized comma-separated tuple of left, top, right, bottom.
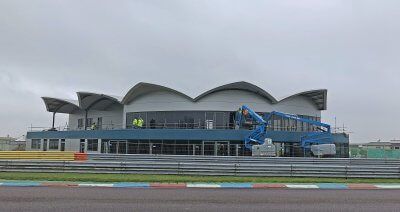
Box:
(133, 119, 138, 126)
(138, 119, 143, 127)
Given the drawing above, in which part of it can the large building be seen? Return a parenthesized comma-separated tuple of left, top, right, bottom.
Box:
(26, 81, 349, 157)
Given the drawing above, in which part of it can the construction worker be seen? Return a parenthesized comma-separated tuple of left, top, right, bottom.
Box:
(91, 122, 97, 130)
(132, 118, 138, 128)
(137, 117, 144, 128)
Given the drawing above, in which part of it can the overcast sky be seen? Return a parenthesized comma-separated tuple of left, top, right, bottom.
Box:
(0, 0, 399, 142)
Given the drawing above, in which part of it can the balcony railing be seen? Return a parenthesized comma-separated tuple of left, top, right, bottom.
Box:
(28, 122, 320, 132)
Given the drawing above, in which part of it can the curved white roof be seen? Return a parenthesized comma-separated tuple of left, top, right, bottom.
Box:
(42, 81, 328, 113)
(77, 92, 123, 110)
(122, 81, 327, 110)
(279, 89, 327, 110)
(121, 82, 193, 104)
(41, 97, 80, 114)
(194, 81, 278, 103)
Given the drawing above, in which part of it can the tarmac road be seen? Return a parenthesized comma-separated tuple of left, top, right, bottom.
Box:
(0, 187, 400, 212)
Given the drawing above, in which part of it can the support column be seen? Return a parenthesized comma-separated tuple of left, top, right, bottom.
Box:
(97, 139, 101, 153)
(236, 144, 239, 156)
(84, 139, 88, 153)
(52, 112, 56, 130)
(84, 110, 88, 130)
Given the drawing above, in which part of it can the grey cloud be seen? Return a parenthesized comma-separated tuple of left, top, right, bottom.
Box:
(0, 0, 399, 142)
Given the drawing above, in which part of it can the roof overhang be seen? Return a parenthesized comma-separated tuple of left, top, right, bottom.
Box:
(122, 82, 193, 104)
(77, 92, 122, 111)
(41, 97, 81, 114)
(194, 81, 278, 103)
(280, 89, 327, 110)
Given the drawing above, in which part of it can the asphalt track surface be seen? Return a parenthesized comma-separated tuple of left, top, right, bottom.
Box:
(1, 187, 400, 212)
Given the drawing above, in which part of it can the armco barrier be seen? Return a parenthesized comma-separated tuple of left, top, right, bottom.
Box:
(88, 154, 400, 166)
(0, 151, 75, 161)
(0, 160, 399, 178)
(74, 153, 88, 161)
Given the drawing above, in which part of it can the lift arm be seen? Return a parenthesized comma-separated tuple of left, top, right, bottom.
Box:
(264, 111, 333, 148)
(236, 105, 333, 150)
(235, 105, 268, 149)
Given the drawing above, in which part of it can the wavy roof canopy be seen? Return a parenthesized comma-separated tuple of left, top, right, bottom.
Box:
(42, 81, 327, 113)
(122, 81, 327, 110)
(121, 82, 193, 104)
(77, 92, 123, 110)
(41, 97, 80, 114)
(194, 81, 278, 103)
(279, 89, 327, 110)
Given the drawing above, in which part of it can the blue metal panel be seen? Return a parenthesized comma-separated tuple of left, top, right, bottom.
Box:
(27, 129, 349, 144)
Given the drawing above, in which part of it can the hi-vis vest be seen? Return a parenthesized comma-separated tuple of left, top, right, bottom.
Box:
(137, 119, 144, 127)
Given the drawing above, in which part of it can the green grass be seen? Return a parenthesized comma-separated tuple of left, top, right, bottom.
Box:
(0, 172, 400, 183)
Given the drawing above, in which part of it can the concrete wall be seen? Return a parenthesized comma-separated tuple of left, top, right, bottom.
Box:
(69, 104, 123, 130)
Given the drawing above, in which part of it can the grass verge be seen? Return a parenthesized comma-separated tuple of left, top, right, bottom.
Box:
(0, 172, 400, 183)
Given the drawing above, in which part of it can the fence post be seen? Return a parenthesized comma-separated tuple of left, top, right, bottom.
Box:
(120, 162, 125, 174)
(234, 163, 238, 176)
(290, 164, 293, 177)
(345, 165, 348, 179)
(398, 166, 400, 179)
(178, 162, 181, 175)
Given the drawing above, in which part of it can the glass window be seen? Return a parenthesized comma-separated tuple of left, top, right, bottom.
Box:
(97, 117, 103, 130)
(78, 119, 83, 129)
(49, 139, 59, 150)
(87, 139, 98, 151)
(86, 118, 93, 127)
(60, 139, 65, 151)
(31, 139, 41, 149)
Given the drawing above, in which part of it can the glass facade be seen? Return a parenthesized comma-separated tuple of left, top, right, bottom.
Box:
(126, 111, 321, 132)
(87, 139, 98, 152)
(100, 139, 252, 156)
(31, 139, 41, 149)
(49, 139, 59, 150)
(95, 140, 348, 158)
(126, 111, 232, 129)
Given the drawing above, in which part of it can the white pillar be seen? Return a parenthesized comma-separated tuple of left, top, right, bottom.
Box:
(84, 139, 88, 152)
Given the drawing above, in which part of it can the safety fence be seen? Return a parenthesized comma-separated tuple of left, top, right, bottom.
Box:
(0, 160, 398, 178)
(0, 151, 76, 161)
(88, 154, 400, 166)
(350, 147, 400, 159)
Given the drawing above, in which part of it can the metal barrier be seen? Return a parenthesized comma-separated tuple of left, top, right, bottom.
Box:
(88, 154, 400, 166)
(0, 157, 399, 178)
(0, 151, 75, 161)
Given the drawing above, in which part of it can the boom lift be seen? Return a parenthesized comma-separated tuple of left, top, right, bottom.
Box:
(235, 105, 334, 152)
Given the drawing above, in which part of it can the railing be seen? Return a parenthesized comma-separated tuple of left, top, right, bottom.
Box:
(88, 154, 400, 166)
(0, 158, 399, 178)
(28, 122, 322, 132)
(0, 151, 75, 161)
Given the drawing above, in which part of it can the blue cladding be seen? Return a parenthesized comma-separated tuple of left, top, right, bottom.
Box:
(317, 183, 348, 189)
(220, 183, 253, 188)
(2, 182, 41, 187)
(113, 183, 150, 188)
(27, 129, 348, 144)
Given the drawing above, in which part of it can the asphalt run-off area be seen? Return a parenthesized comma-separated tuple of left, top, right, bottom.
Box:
(0, 187, 400, 212)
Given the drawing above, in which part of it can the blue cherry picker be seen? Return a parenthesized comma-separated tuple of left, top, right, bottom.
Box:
(235, 105, 335, 156)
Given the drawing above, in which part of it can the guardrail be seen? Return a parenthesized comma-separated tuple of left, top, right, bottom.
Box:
(88, 154, 400, 166)
(0, 151, 75, 161)
(0, 158, 399, 178)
